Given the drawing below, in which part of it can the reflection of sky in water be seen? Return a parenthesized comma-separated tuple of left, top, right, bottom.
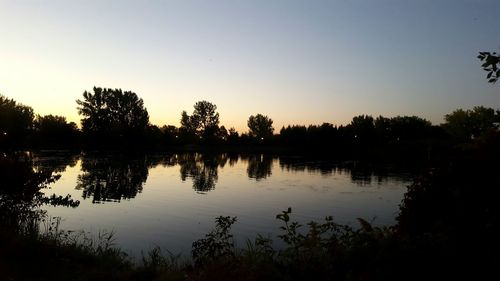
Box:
(41, 154, 411, 258)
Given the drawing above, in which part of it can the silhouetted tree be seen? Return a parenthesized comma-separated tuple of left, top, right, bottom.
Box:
(76, 87, 149, 145)
(180, 111, 196, 134)
(379, 116, 432, 141)
(217, 125, 229, 141)
(349, 115, 375, 143)
(280, 123, 338, 146)
(162, 125, 179, 138)
(374, 116, 391, 142)
(143, 124, 164, 147)
(180, 101, 220, 140)
(227, 127, 239, 144)
(277, 115, 444, 160)
(179, 112, 198, 144)
(33, 115, 80, 147)
(247, 114, 274, 140)
(193, 101, 220, 134)
(443, 106, 500, 142)
(307, 123, 338, 145)
(0, 95, 34, 147)
(280, 125, 308, 145)
(161, 125, 180, 145)
(478, 51, 500, 83)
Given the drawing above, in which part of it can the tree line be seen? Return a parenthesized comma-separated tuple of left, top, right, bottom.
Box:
(1, 87, 499, 153)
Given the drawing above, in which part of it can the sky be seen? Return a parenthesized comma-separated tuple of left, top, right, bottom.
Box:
(1, 0, 499, 132)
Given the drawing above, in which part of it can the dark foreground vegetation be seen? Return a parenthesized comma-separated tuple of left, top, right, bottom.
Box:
(1, 130, 499, 280)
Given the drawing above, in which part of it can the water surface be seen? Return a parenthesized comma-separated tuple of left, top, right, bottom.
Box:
(35, 152, 412, 257)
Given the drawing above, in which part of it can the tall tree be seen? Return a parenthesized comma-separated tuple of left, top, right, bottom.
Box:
(180, 101, 220, 138)
(76, 87, 149, 142)
(247, 114, 274, 140)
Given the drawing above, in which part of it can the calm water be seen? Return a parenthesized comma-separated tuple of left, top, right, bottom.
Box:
(34, 152, 412, 257)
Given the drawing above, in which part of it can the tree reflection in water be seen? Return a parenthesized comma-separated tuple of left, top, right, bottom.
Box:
(178, 153, 228, 193)
(31, 151, 79, 174)
(25, 152, 414, 205)
(244, 154, 273, 180)
(0, 153, 79, 233)
(76, 155, 151, 203)
(278, 156, 412, 186)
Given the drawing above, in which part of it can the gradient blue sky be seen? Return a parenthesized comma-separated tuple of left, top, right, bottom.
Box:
(1, 0, 499, 131)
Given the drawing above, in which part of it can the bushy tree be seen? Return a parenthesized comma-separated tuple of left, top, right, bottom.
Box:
(0, 95, 34, 147)
(76, 87, 149, 143)
(443, 106, 500, 142)
(349, 115, 375, 142)
(247, 114, 274, 140)
(33, 115, 80, 147)
(375, 116, 432, 141)
(180, 101, 220, 138)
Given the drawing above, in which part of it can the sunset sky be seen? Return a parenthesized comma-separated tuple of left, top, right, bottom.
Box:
(1, 0, 499, 132)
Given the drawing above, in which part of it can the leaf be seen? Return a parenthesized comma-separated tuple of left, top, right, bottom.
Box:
(488, 78, 496, 83)
(487, 72, 493, 78)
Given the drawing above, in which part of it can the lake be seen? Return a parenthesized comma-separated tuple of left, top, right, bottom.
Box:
(34, 151, 413, 257)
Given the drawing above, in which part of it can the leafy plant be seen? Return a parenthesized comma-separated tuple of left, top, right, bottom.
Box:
(192, 216, 237, 266)
(478, 51, 500, 83)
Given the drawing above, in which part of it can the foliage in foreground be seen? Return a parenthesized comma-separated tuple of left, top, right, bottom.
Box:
(189, 210, 397, 281)
(1, 137, 499, 280)
(187, 155, 499, 280)
(478, 51, 500, 83)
